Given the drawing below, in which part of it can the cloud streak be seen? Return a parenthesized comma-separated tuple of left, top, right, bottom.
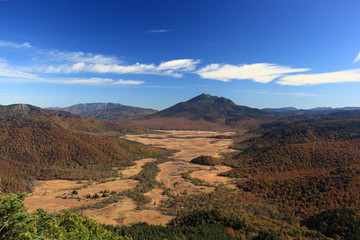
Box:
(0, 60, 38, 79)
(354, 52, 360, 64)
(196, 63, 310, 83)
(33, 59, 200, 77)
(247, 90, 318, 97)
(278, 69, 360, 86)
(0, 40, 32, 48)
(148, 29, 172, 33)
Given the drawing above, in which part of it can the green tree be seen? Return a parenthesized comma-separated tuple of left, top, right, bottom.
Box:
(0, 192, 34, 239)
(301, 208, 360, 240)
(32, 208, 63, 239)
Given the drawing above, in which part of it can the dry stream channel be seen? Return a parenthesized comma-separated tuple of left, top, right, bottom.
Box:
(25, 130, 237, 226)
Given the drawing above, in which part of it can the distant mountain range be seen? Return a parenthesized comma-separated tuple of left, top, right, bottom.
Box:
(130, 94, 271, 129)
(49, 103, 157, 121)
(262, 106, 360, 115)
(47, 94, 360, 129)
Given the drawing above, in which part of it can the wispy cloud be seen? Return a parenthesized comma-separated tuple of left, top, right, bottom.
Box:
(42, 49, 120, 65)
(277, 69, 360, 86)
(0, 40, 200, 79)
(196, 63, 310, 83)
(247, 90, 318, 97)
(354, 52, 360, 64)
(32, 59, 200, 78)
(158, 59, 200, 71)
(0, 60, 38, 79)
(59, 78, 145, 86)
(0, 40, 32, 48)
(2, 39, 360, 89)
(148, 29, 172, 33)
(113, 79, 144, 85)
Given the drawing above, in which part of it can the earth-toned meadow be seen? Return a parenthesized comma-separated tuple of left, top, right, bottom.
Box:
(25, 130, 237, 225)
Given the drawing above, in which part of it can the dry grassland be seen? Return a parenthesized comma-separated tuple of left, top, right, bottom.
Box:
(25, 130, 237, 226)
(125, 130, 237, 193)
(25, 159, 154, 213)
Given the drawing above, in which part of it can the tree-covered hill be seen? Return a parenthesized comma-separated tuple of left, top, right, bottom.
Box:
(0, 104, 163, 193)
(222, 117, 360, 220)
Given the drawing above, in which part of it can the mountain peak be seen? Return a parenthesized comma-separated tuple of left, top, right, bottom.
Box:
(145, 94, 269, 124)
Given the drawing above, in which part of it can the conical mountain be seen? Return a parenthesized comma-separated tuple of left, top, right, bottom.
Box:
(145, 94, 269, 125)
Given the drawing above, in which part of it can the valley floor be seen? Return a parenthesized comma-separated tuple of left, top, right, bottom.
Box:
(25, 130, 237, 226)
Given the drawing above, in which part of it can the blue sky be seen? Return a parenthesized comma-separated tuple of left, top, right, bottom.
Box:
(0, 0, 360, 110)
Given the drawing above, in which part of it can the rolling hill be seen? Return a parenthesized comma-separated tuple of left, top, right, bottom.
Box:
(0, 104, 163, 193)
(2, 103, 149, 135)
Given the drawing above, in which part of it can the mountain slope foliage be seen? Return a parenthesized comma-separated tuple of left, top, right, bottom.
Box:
(222, 117, 360, 220)
(0, 104, 163, 193)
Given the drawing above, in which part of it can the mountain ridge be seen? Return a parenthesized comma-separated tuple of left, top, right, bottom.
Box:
(49, 102, 157, 121)
(143, 93, 270, 125)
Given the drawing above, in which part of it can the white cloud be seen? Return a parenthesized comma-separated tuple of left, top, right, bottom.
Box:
(0, 60, 38, 79)
(0, 41, 197, 79)
(34, 59, 199, 77)
(277, 69, 360, 86)
(354, 52, 360, 64)
(286, 92, 318, 97)
(148, 29, 172, 33)
(247, 90, 318, 97)
(58, 78, 144, 85)
(50, 77, 145, 85)
(158, 59, 200, 71)
(0, 40, 32, 48)
(88, 63, 157, 74)
(63, 78, 114, 85)
(197, 63, 310, 83)
(36, 49, 120, 65)
(113, 80, 145, 85)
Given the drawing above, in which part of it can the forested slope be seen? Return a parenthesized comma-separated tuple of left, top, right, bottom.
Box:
(0, 104, 163, 193)
(223, 118, 360, 219)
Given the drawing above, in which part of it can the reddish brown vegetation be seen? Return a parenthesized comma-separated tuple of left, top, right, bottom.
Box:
(223, 120, 360, 219)
(0, 105, 163, 193)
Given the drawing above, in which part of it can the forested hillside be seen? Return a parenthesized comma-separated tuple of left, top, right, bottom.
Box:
(0, 105, 163, 193)
(222, 118, 360, 220)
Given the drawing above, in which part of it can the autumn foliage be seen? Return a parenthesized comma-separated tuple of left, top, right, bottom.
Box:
(223, 118, 360, 219)
(0, 105, 163, 193)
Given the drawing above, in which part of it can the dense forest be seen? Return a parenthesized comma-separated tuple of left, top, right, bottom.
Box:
(0, 105, 163, 193)
(221, 117, 360, 222)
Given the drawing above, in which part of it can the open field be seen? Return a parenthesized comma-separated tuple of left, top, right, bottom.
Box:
(125, 131, 237, 194)
(25, 130, 237, 226)
(25, 158, 155, 213)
